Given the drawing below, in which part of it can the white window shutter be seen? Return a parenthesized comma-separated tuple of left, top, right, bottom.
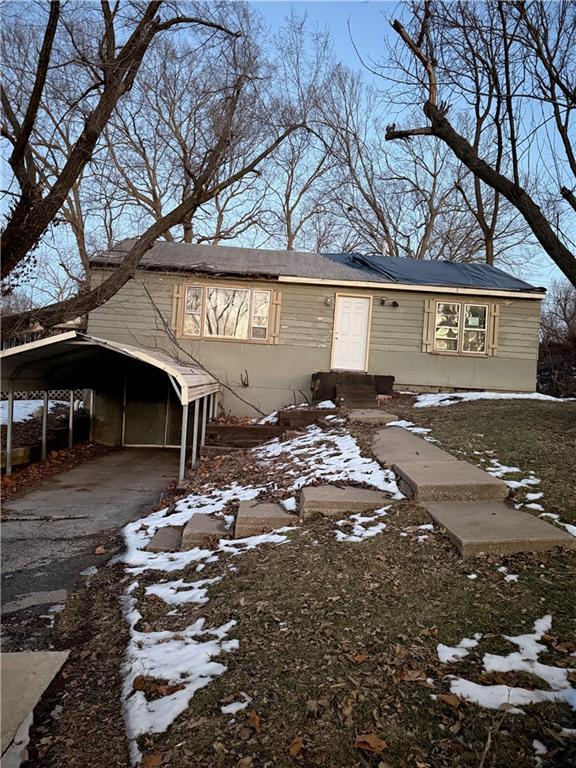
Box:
(171, 284, 183, 338)
(422, 299, 434, 352)
(488, 303, 501, 355)
(270, 289, 282, 344)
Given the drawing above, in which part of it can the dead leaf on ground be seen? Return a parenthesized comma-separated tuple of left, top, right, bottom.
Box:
(247, 710, 261, 732)
(354, 733, 387, 754)
(236, 758, 253, 768)
(436, 693, 461, 708)
(141, 755, 162, 768)
(94, 545, 106, 555)
(289, 735, 304, 757)
(394, 668, 426, 683)
(352, 652, 369, 664)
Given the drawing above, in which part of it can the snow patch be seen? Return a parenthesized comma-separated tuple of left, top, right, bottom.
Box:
(334, 507, 390, 543)
(437, 634, 482, 663)
(414, 391, 574, 408)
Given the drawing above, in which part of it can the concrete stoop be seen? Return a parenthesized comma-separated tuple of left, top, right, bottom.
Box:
(395, 460, 508, 502)
(425, 501, 576, 557)
(181, 514, 230, 550)
(299, 485, 391, 520)
(235, 500, 297, 538)
(348, 410, 399, 425)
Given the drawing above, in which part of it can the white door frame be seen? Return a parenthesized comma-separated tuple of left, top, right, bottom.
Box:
(330, 293, 372, 372)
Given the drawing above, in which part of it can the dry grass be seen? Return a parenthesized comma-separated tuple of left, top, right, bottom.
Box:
(31, 398, 576, 768)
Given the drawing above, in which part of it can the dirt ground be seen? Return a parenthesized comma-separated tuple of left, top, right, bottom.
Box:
(22, 396, 576, 768)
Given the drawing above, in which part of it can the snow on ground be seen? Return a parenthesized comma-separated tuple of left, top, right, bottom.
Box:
(437, 634, 482, 664)
(538, 513, 576, 539)
(256, 399, 335, 424)
(413, 391, 574, 408)
(254, 424, 401, 496)
(120, 420, 400, 762)
(0, 399, 68, 425)
(334, 507, 390, 543)
(437, 615, 576, 714)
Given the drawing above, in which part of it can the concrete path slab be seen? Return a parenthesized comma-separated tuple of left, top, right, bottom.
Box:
(395, 460, 508, 502)
(300, 485, 391, 520)
(372, 427, 456, 467)
(424, 501, 576, 556)
(348, 410, 399, 425)
(235, 501, 297, 538)
(2, 449, 178, 650)
(181, 515, 229, 549)
(1, 651, 69, 754)
(146, 526, 183, 553)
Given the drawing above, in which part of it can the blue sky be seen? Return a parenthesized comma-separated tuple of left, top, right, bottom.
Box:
(251, 0, 565, 291)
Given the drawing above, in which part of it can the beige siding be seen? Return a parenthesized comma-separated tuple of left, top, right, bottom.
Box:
(88, 268, 542, 416)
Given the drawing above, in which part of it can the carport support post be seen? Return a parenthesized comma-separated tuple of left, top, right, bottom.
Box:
(68, 390, 74, 449)
(178, 403, 189, 483)
(5, 389, 14, 475)
(200, 395, 208, 450)
(191, 398, 200, 467)
(41, 391, 48, 461)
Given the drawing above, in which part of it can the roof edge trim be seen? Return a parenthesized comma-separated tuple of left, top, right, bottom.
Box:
(277, 275, 545, 299)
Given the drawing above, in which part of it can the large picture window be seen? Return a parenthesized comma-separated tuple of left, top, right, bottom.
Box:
(181, 284, 273, 342)
(433, 301, 489, 354)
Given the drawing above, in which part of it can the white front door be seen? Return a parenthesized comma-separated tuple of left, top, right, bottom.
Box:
(331, 295, 371, 371)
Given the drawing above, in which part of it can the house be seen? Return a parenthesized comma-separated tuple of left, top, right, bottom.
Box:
(87, 241, 545, 417)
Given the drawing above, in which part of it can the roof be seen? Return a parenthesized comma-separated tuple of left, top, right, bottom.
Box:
(0, 332, 218, 403)
(91, 240, 545, 295)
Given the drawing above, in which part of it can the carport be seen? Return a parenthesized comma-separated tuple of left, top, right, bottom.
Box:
(0, 332, 220, 481)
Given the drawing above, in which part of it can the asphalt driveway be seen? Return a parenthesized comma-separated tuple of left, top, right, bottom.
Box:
(1, 448, 178, 649)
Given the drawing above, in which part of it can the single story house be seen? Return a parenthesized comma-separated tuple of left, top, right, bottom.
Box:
(88, 241, 545, 416)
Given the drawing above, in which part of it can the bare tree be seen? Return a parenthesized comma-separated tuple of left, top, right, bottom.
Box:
(1, 1, 241, 281)
(384, 0, 576, 285)
(2, 2, 305, 338)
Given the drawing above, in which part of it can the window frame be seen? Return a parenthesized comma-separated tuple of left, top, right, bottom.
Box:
(431, 300, 491, 357)
(180, 281, 274, 344)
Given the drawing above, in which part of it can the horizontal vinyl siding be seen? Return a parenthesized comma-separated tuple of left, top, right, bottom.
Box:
(87, 267, 543, 413)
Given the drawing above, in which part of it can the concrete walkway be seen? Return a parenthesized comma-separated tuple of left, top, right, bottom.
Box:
(1, 449, 178, 648)
(371, 426, 575, 557)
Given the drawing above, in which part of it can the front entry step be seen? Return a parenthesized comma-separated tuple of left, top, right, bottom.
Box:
(235, 500, 297, 538)
(424, 501, 576, 557)
(300, 485, 391, 520)
(394, 460, 508, 502)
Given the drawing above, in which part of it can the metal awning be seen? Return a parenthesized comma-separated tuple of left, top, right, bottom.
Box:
(0, 331, 218, 404)
(1, 333, 219, 481)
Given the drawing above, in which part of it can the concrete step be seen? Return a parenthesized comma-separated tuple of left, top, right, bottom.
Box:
(146, 525, 183, 552)
(372, 427, 455, 467)
(424, 500, 576, 557)
(300, 485, 391, 520)
(235, 500, 297, 538)
(349, 410, 399, 425)
(201, 445, 243, 457)
(181, 514, 230, 550)
(2, 651, 69, 755)
(395, 460, 508, 502)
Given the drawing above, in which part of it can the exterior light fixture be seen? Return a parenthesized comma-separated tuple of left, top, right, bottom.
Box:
(324, 296, 333, 307)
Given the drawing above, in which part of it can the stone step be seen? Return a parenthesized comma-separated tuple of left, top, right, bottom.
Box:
(146, 525, 183, 552)
(235, 500, 297, 538)
(424, 500, 576, 557)
(372, 427, 455, 467)
(300, 485, 391, 520)
(349, 410, 399, 425)
(181, 514, 230, 550)
(394, 460, 508, 502)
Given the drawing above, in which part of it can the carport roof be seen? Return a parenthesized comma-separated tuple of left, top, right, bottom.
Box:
(0, 332, 218, 404)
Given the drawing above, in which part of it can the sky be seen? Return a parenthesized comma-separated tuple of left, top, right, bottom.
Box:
(251, 0, 566, 292)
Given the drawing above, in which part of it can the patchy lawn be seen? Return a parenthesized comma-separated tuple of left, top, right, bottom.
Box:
(29, 398, 576, 768)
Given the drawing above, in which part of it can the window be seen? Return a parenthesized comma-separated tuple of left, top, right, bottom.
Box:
(184, 286, 202, 336)
(180, 284, 275, 342)
(251, 290, 270, 340)
(433, 301, 489, 354)
(205, 287, 250, 339)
